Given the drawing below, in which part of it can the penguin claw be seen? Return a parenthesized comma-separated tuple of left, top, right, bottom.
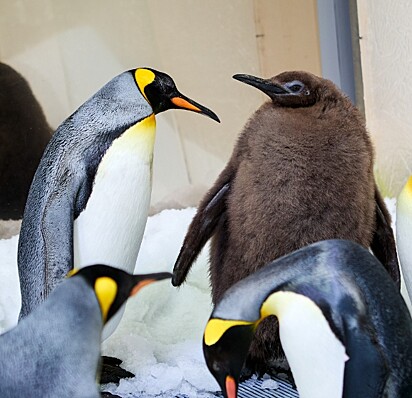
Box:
(100, 356, 134, 385)
(102, 356, 123, 367)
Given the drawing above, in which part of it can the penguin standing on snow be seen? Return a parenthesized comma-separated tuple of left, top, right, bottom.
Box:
(0, 264, 171, 398)
(203, 240, 412, 398)
(396, 176, 412, 300)
(18, 68, 219, 339)
(173, 71, 399, 373)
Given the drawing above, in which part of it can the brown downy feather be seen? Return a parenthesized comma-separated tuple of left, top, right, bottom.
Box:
(0, 63, 51, 221)
(174, 71, 398, 374)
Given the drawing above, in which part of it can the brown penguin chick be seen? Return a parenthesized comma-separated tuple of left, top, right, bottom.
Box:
(172, 71, 399, 374)
(0, 63, 51, 222)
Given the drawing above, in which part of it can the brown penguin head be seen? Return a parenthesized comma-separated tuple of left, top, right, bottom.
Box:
(233, 71, 340, 108)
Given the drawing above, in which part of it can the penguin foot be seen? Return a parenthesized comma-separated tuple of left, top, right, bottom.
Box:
(239, 360, 267, 381)
(102, 356, 123, 367)
(100, 356, 134, 384)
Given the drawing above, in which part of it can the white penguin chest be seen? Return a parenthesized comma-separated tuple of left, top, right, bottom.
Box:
(261, 291, 347, 398)
(73, 114, 156, 273)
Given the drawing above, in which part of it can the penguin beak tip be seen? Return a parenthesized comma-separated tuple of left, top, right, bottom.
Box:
(232, 74, 250, 83)
(209, 112, 221, 123)
(196, 106, 220, 123)
(171, 96, 220, 123)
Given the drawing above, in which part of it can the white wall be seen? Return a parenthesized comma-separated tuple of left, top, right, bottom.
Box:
(0, 0, 321, 210)
(357, 1, 412, 197)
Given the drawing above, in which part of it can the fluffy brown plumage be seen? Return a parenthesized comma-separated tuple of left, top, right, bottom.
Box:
(0, 63, 51, 221)
(172, 71, 399, 374)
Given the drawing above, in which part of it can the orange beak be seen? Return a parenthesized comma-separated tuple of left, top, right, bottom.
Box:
(225, 375, 237, 398)
(130, 279, 156, 296)
(170, 95, 220, 122)
(130, 272, 172, 296)
(171, 97, 202, 112)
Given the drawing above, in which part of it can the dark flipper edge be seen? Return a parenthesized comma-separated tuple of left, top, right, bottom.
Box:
(172, 183, 230, 286)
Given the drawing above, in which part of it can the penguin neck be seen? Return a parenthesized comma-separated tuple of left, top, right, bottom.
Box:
(73, 114, 157, 272)
(261, 291, 347, 398)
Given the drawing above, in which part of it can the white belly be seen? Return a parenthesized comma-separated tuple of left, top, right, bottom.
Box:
(73, 115, 156, 339)
(262, 291, 347, 398)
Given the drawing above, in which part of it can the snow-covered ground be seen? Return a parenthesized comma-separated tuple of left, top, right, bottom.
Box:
(1, 200, 410, 397)
(101, 208, 219, 397)
(0, 208, 221, 397)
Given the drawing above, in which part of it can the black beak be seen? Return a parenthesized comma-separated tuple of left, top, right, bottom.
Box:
(233, 74, 288, 96)
(170, 93, 220, 123)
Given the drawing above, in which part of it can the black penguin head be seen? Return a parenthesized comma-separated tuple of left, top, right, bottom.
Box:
(233, 71, 337, 108)
(133, 68, 220, 122)
(203, 319, 255, 398)
(68, 264, 171, 323)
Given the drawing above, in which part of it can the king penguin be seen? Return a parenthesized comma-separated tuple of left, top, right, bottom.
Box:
(173, 71, 399, 372)
(203, 239, 412, 398)
(17, 68, 219, 338)
(0, 264, 171, 398)
(396, 176, 412, 300)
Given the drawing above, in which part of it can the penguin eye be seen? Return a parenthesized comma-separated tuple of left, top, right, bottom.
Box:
(290, 85, 301, 92)
(284, 81, 305, 94)
(286, 82, 304, 93)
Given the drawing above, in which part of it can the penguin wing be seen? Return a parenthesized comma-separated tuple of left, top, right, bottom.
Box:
(172, 166, 234, 286)
(370, 185, 400, 289)
(41, 170, 86, 292)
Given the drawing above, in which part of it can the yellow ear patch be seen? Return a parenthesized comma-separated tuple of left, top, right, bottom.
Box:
(94, 277, 118, 322)
(204, 318, 254, 346)
(135, 69, 156, 102)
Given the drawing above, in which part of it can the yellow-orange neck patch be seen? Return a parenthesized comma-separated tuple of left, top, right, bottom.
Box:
(135, 69, 156, 102)
(405, 176, 412, 196)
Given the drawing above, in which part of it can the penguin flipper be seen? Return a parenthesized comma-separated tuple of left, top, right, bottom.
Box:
(172, 178, 232, 287)
(41, 190, 76, 294)
(370, 186, 400, 289)
(41, 168, 91, 296)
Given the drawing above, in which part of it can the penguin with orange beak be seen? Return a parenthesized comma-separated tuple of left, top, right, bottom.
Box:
(17, 67, 219, 341)
(0, 265, 171, 397)
(203, 240, 412, 398)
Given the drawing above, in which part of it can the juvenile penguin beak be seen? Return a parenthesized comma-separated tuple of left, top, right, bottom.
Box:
(130, 272, 172, 296)
(171, 94, 220, 123)
(233, 74, 288, 96)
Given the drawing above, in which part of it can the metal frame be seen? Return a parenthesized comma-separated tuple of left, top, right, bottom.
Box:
(317, 0, 363, 111)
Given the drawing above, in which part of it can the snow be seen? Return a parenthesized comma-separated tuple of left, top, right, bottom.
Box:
(0, 208, 219, 397)
(261, 379, 280, 390)
(0, 200, 410, 397)
(0, 235, 20, 333)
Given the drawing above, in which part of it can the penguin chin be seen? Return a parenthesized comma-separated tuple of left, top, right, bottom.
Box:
(270, 93, 317, 108)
